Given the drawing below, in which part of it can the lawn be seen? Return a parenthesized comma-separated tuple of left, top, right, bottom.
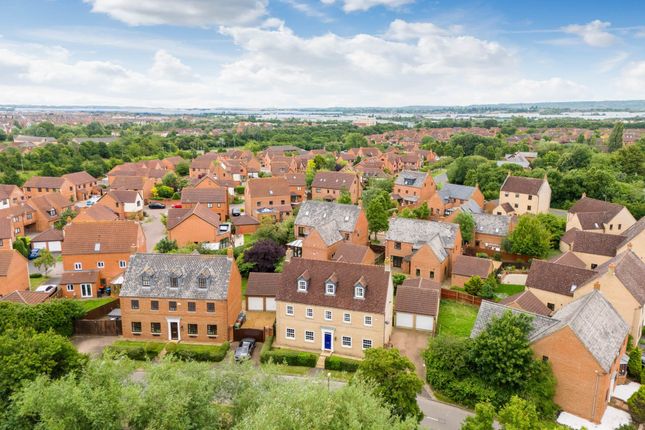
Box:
(261, 364, 311, 376)
(495, 283, 525, 297)
(437, 299, 479, 338)
(77, 297, 117, 313)
(29, 275, 50, 290)
(241, 277, 248, 297)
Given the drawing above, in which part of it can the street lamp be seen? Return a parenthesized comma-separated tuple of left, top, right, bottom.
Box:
(327, 372, 331, 392)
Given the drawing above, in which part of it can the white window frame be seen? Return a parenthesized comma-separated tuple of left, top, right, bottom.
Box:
(119, 260, 127, 268)
(97, 261, 105, 268)
(364, 315, 372, 326)
(324, 310, 332, 321)
(286, 327, 295, 340)
(304, 330, 314, 343)
(362, 339, 373, 350)
(80, 283, 92, 298)
(286, 305, 294, 316)
(354, 285, 365, 299)
(341, 336, 352, 348)
(66, 283, 74, 292)
(305, 307, 313, 319)
(297, 279, 308, 292)
(74, 262, 82, 270)
(343, 313, 351, 323)
(325, 282, 335, 295)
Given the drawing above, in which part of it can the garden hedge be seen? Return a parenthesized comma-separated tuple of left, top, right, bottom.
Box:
(165, 342, 229, 362)
(324, 355, 361, 372)
(106, 341, 165, 361)
(260, 337, 318, 367)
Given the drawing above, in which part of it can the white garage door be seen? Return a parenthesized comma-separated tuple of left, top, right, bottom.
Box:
(48, 241, 62, 252)
(33, 242, 46, 250)
(266, 297, 276, 311)
(247, 297, 264, 311)
(396, 312, 414, 328)
(416, 315, 434, 331)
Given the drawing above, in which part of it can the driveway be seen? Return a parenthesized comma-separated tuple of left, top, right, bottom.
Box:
(72, 335, 119, 358)
(231, 340, 262, 364)
(141, 207, 167, 252)
(29, 259, 64, 285)
(390, 328, 430, 380)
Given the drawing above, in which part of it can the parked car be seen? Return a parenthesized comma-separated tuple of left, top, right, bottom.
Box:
(28, 248, 41, 260)
(148, 202, 166, 209)
(85, 200, 94, 206)
(35, 284, 57, 294)
(172, 204, 182, 208)
(234, 338, 257, 361)
(231, 208, 241, 217)
(233, 311, 246, 329)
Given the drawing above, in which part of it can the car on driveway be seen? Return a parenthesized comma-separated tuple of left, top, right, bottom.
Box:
(231, 208, 241, 217)
(234, 338, 257, 361)
(28, 248, 41, 260)
(35, 284, 58, 294)
(148, 202, 166, 209)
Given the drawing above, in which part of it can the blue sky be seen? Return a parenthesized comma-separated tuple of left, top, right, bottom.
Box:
(0, 0, 644, 108)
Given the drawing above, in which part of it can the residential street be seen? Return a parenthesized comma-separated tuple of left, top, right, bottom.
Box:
(418, 396, 472, 430)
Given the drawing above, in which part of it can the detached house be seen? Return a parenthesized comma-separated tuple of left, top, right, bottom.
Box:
(385, 217, 462, 283)
(62, 171, 98, 201)
(275, 258, 394, 359)
(471, 213, 513, 253)
(120, 253, 242, 343)
(494, 175, 551, 215)
(180, 187, 229, 221)
(167, 204, 231, 249)
(244, 177, 292, 221)
(472, 291, 628, 424)
(566, 195, 636, 235)
(23, 176, 76, 201)
(96, 190, 144, 219)
(391, 170, 436, 207)
(312, 171, 361, 204)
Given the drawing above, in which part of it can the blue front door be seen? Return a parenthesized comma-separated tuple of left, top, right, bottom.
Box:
(324, 332, 332, 350)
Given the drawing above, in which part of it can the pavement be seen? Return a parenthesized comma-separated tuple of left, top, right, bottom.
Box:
(613, 381, 640, 402)
(72, 335, 119, 358)
(141, 207, 167, 252)
(557, 406, 631, 430)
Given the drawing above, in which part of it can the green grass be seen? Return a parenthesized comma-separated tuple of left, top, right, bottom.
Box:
(327, 370, 355, 382)
(29, 275, 50, 290)
(242, 277, 248, 297)
(495, 284, 525, 297)
(261, 364, 311, 376)
(105, 340, 166, 361)
(77, 297, 116, 313)
(437, 299, 479, 338)
(546, 248, 562, 259)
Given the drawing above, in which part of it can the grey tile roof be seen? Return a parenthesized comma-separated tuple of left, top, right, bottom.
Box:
(433, 173, 448, 186)
(394, 170, 428, 188)
(439, 183, 477, 202)
(386, 218, 459, 250)
(295, 200, 361, 233)
(471, 300, 559, 341)
(472, 213, 511, 236)
(461, 199, 483, 214)
(313, 221, 344, 246)
(120, 253, 235, 300)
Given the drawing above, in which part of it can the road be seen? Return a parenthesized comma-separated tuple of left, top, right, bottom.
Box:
(141, 207, 167, 252)
(419, 396, 472, 430)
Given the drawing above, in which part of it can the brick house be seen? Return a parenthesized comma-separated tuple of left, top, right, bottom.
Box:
(0, 184, 26, 209)
(283, 173, 307, 205)
(391, 170, 436, 207)
(294, 200, 369, 250)
(96, 190, 144, 219)
(451, 255, 495, 287)
(311, 171, 361, 204)
(428, 183, 484, 219)
(330, 242, 376, 265)
(0, 203, 36, 236)
(167, 204, 231, 248)
(189, 153, 218, 178)
(59, 270, 101, 299)
(472, 291, 628, 424)
(471, 213, 513, 253)
(0, 218, 13, 250)
(110, 176, 155, 202)
(62, 171, 99, 201)
(180, 187, 229, 221)
(385, 217, 462, 283)
(244, 177, 292, 221)
(566, 195, 636, 235)
(120, 253, 242, 343)
(0, 249, 30, 297)
(275, 258, 394, 359)
(29, 193, 76, 232)
(494, 175, 551, 215)
(62, 220, 146, 289)
(214, 158, 247, 183)
(23, 176, 76, 201)
(73, 205, 119, 223)
(231, 215, 260, 235)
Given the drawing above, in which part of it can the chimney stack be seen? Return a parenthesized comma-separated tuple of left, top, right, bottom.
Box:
(594, 281, 601, 291)
(608, 263, 616, 275)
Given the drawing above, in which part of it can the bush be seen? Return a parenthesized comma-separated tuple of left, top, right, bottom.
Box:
(629, 348, 642, 378)
(628, 385, 645, 423)
(325, 355, 361, 372)
(475, 252, 489, 258)
(260, 339, 318, 367)
(165, 342, 229, 362)
(234, 186, 245, 195)
(29, 273, 43, 279)
(0, 300, 85, 337)
(171, 192, 180, 200)
(105, 341, 165, 361)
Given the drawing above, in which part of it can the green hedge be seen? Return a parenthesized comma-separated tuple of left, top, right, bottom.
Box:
(105, 341, 166, 361)
(165, 342, 229, 362)
(0, 300, 85, 337)
(260, 337, 318, 367)
(324, 355, 361, 372)
(29, 273, 43, 279)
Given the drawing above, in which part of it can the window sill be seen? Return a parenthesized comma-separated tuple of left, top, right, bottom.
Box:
(132, 333, 141, 336)
(152, 333, 160, 336)
(188, 334, 198, 337)
(207, 335, 218, 338)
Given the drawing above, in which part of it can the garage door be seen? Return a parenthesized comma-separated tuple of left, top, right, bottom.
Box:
(396, 312, 414, 328)
(266, 297, 276, 311)
(48, 241, 62, 252)
(33, 242, 46, 250)
(416, 315, 434, 331)
(247, 297, 264, 311)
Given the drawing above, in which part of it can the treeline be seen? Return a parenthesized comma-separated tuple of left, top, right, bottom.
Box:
(416, 116, 645, 130)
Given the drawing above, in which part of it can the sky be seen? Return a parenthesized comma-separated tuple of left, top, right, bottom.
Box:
(0, 0, 644, 108)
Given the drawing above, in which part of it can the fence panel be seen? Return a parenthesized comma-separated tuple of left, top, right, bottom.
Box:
(74, 319, 122, 336)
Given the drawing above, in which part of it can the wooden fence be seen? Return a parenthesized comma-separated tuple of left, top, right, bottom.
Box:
(74, 319, 122, 336)
(441, 289, 482, 306)
(83, 299, 120, 320)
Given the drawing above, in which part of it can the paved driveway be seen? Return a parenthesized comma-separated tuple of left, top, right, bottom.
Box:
(72, 335, 119, 358)
(390, 328, 430, 380)
(141, 208, 167, 252)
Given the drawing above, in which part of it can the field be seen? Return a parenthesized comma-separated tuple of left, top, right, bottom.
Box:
(436, 299, 479, 338)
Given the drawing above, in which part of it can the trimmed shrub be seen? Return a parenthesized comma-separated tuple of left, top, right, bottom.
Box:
(165, 342, 229, 362)
(0, 300, 85, 337)
(260, 338, 318, 367)
(234, 186, 245, 195)
(260, 335, 274, 361)
(29, 273, 43, 279)
(105, 341, 165, 361)
(325, 355, 361, 372)
(629, 348, 642, 378)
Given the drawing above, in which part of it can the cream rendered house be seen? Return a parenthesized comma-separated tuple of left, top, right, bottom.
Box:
(494, 174, 551, 215)
(275, 258, 393, 359)
(567, 195, 636, 235)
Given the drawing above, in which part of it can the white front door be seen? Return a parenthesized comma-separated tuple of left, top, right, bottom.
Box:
(80, 283, 92, 298)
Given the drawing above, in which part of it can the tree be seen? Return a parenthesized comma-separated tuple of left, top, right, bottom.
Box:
(358, 347, 423, 421)
(505, 215, 551, 258)
(455, 212, 475, 244)
(161, 172, 179, 190)
(337, 189, 352, 204)
(498, 396, 540, 430)
(365, 193, 390, 240)
(175, 161, 189, 176)
(615, 145, 645, 177)
(629, 348, 642, 379)
(628, 386, 645, 423)
(608, 122, 624, 152)
(54, 207, 77, 230)
(33, 249, 55, 275)
(155, 237, 178, 254)
(413, 202, 430, 220)
(461, 402, 495, 430)
(0, 166, 22, 186)
(344, 132, 368, 148)
(12, 236, 30, 258)
(243, 239, 285, 272)
(464, 276, 484, 296)
(153, 185, 174, 199)
(535, 213, 566, 250)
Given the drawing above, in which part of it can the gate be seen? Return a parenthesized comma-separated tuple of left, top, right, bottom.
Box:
(234, 328, 265, 342)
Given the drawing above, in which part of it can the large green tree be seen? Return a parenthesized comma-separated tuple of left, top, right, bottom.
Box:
(33, 249, 55, 275)
(455, 211, 475, 244)
(504, 215, 551, 258)
(365, 193, 390, 240)
(461, 402, 495, 430)
(608, 122, 624, 152)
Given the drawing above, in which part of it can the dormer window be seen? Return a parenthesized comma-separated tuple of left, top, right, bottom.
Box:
(298, 279, 308, 292)
(142, 276, 151, 287)
(325, 282, 336, 295)
(354, 285, 365, 299)
(198, 277, 208, 289)
(170, 277, 179, 288)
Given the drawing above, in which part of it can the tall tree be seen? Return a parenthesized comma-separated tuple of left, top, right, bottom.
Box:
(504, 215, 551, 258)
(243, 239, 285, 272)
(365, 194, 390, 240)
(33, 249, 55, 275)
(455, 212, 475, 244)
(608, 122, 624, 152)
(498, 396, 540, 430)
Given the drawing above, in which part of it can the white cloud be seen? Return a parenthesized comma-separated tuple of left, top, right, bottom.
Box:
(599, 51, 629, 73)
(561, 20, 617, 47)
(385, 19, 450, 40)
(149, 50, 196, 81)
(323, 0, 414, 13)
(83, 0, 267, 27)
(282, 0, 332, 21)
(616, 61, 645, 95)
